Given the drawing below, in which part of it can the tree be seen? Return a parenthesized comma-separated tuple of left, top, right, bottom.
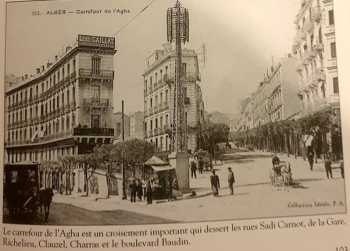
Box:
(199, 123, 230, 168)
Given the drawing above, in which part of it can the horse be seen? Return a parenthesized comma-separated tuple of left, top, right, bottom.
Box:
(38, 188, 54, 223)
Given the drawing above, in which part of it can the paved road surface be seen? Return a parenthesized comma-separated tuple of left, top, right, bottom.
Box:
(49, 151, 346, 224)
(46, 203, 176, 225)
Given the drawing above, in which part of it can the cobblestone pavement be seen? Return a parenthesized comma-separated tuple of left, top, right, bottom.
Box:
(52, 151, 346, 224)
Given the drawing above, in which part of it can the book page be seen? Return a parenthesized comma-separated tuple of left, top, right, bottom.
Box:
(0, 0, 349, 250)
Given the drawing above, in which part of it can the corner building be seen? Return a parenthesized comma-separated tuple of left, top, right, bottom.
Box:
(143, 44, 205, 153)
(5, 34, 116, 163)
(293, 0, 339, 116)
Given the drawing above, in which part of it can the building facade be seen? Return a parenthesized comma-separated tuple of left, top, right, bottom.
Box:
(5, 34, 116, 163)
(113, 112, 130, 142)
(143, 44, 205, 153)
(129, 111, 144, 140)
(237, 56, 301, 131)
(292, 0, 339, 116)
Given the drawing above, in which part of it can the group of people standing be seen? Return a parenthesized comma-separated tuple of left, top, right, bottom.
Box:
(189, 155, 205, 179)
(128, 179, 153, 204)
(209, 167, 236, 197)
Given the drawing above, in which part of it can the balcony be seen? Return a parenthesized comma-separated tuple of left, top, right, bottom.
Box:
(73, 127, 114, 137)
(79, 69, 114, 80)
(82, 98, 111, 109)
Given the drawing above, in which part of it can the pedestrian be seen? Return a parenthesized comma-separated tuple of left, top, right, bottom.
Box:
(340, 160, 344, 179)
(307, 149, 315, 171)
(227, 167, 235, 195)
(168, 174, 173, 201)
(198, 157, 204, 174)
(210, 170, 220, 196)
(136, 179, 143, 201)
(142, 179, 147, 200)
(190, 156, 197, 179)
(146, 180, 153, 204)
(129, 179, 137, 203)
(324, 152, 333, 179)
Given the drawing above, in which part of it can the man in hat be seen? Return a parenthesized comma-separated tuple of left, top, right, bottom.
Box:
(227, 167, 235, 195)
(210, 170, 220, 196)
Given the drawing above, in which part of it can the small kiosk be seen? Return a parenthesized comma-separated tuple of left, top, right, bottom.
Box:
(144, 156, 178, 199)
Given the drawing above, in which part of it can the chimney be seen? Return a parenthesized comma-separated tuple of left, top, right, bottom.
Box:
(36, 68, 41, 74)
(25, 74, 28, 79)
(66, 46, 72, 52)
(55, 55, 58, 61)
(47, 62, 52, 68)
(42, 65, 45, 72)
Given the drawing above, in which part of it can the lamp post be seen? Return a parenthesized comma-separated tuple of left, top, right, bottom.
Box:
(121, 100, 127, 200)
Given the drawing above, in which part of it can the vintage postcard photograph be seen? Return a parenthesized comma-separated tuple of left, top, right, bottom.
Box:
(2, 0, 347, 225)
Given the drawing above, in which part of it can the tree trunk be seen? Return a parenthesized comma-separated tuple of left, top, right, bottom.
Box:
(84, 164, 89, 196)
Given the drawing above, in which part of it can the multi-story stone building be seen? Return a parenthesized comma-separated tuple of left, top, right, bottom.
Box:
(237, 56, 301, 131)
(113, 112, 130, 142)
(4, 34, 116, 163)
(143, 43, 205, 153)
(129, 111, 144, 140)
(292, 0, 339, 117)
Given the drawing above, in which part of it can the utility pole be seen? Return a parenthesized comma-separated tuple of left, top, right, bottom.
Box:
(167, 0, 190, 192)
(121, 100, 127, 200)
(167, 0, 189, 153)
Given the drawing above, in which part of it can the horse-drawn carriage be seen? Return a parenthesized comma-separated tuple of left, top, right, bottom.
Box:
(269, 156, 293, 187)
(3, 162, 54, 224)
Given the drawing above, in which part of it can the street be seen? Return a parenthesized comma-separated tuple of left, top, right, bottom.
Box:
(48, 150, 346, 225)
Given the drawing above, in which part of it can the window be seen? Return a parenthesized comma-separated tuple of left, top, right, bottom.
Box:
(331, 42, 337, 58)
(91, 114, 100, 128)
(116, 122, 121, 137)
(92, 55, 101, 74)
(73, 59, 76, 72)
(328, 10, 334, 25)
(91, 85, 100, 101)
(72, 87, 76, 102)
(61, 118, 65, 132)
(318, 28, 323, 44)
(333, 77, 339, 94)
(182, 63, 187, 76)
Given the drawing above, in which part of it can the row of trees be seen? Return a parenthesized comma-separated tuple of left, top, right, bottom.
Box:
(38, 123, 232, 197)
(39, 139, 155, 197)
(232, 108, 342, 159)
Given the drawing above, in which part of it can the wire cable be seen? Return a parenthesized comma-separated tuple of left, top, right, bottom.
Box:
(111, 0, 157, 36)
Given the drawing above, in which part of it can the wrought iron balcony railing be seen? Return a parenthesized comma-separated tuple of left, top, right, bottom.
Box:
(79, 69, 114, 80)
(73, 127, 114, 137)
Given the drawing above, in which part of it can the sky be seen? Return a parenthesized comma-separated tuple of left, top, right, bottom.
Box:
(5, 0, 301, 115)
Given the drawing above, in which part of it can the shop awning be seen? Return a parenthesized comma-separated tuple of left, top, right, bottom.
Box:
(145, 156, 168, 166)
(151, 165, 175, 172)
